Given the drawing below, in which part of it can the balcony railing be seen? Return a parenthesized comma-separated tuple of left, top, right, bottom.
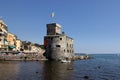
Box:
(0, 44, 8, 48)
(0, 31, 7, 36)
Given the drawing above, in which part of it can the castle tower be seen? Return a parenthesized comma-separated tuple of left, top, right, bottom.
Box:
(47, 23, 61, 35)
(44, 23, 74, 61)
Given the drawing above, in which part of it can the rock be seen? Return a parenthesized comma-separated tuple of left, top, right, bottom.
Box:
(36, 71, 39, 74)
(84, 76, 89, 79)
(98, 66, 101, 69)
(67, 67, 73, 70)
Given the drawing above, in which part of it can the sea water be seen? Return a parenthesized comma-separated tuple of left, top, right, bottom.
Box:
(0, 54, 120, 80)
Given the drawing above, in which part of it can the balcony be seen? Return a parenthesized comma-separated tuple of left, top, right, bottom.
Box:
(0, 31, 4, 34)
(0, 31, 7, 36)
(0, 44, 8, 48)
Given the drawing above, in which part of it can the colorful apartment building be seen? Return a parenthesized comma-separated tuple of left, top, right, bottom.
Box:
(7, 32, 17, 51)
(16, 39, 22, 51)
(0, 19, 8, 50)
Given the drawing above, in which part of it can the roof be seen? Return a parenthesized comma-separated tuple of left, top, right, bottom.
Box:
(0, 18, 7, 26)
(47, 23, 61, 28)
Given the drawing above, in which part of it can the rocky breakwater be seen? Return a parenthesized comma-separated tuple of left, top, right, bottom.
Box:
(59, 55, 92, 63)
(71, 55, 92, 61)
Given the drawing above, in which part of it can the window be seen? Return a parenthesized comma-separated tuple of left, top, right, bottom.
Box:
(56, 45, 61, 47)
(0, 34, 2, 36)
(0, 29, 2, 31)
(64, 49, 65, 52)
(60, 38, 62, 40)
(67, 50, 69, 53)
(51, 38, 53, 40)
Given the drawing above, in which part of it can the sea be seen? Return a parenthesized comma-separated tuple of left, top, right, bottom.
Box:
(0, 54, 120, 80)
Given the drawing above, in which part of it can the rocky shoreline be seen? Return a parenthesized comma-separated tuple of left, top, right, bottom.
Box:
(0, 50, 47, 61)
(0, 55, 47, 61)
(0, 53, 92, 61)
(72, 55, 92, 60)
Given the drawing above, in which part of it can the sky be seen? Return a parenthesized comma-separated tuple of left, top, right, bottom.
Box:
(0, 0, 120, 53)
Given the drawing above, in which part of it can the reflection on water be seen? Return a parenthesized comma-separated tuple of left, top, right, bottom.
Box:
(0, 61, 20, 80)
(0, 61, 73, 80)
(0, 54, 120, 80)
(42, 61, 73, 80)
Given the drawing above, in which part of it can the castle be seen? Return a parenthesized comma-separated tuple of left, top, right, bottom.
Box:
(44, 23, 74, 60)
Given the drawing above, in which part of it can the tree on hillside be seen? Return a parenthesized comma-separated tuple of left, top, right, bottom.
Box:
(34, 43, 44, 49)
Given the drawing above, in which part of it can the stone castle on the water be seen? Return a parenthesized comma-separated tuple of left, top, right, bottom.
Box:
(44, 23, 74, 60)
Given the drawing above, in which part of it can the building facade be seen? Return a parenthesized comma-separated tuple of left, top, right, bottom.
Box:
(44, 23, 74, 60)
(0, 19, 8, 50)
(7, 32, 17, 51)
(16, 39, 22, 51)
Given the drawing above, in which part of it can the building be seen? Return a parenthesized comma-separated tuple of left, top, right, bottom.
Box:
(22, 41, 32, 52)
(7, 32, 17, 51)
(0, 19, 8, 50)
(16, 39, 22, 51)
(44, 23, 74, 60)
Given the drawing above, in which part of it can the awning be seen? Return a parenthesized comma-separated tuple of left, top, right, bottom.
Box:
(9, 46, 15, 49)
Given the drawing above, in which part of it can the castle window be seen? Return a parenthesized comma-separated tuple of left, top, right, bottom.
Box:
(56, 45, 61, 47)
(67, 50, 69, 53)
(60, 38, 62, 40)
(51, 37, 53, 40)
(64, 49, 65, 52)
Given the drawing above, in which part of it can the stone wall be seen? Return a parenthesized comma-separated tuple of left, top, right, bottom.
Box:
(44, 35, 74, 60)
(65, 36, 74, 59)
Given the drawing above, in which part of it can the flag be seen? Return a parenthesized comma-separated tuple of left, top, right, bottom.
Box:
(51, 12, 55, 18)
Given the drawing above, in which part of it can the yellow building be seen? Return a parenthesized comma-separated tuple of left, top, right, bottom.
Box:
(16, 39, 22, 51)
(7, 32, 17, 51)
(0, 19, 8, 50)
